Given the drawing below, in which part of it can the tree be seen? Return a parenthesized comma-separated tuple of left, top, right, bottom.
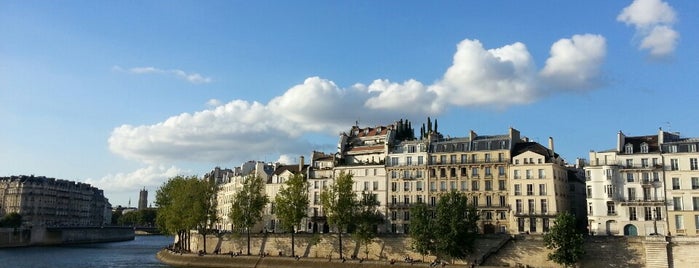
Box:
(543, 211, 585, 267)
(409, 203, 434, 261)
(229, 174, 269, 255)
(320, 171, 356, 260)
(353, 192, 384, 258)
(432, 191, 479, 263)
(274, 173, 309, 257)
(0, 212, 22, 228)
(155, 175, 215, 252)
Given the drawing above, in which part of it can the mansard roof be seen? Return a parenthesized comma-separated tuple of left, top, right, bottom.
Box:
(350, 125, 393, 138)
(512, 142, 559, 160)
(273, 164, 309, 176)
(623, 135, 660, 153)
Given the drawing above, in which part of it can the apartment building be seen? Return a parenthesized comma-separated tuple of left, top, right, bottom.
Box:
(0, 175, 110, 227)
(263, 158, 308, 233)
(510, 138, 573, 234)
(386, 137, 430, 234)
(586, 130, 669, 236)
(307, 151, 335, 233)
(661, 134, 699, 236)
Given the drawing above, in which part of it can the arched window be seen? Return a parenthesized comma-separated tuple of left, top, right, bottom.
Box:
(625, 143, 634, 154)
(640, 143, 649, 153)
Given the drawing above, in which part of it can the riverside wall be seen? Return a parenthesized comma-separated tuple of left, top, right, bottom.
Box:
(184, 232, 699, 268)
(0, 226, 134, 247)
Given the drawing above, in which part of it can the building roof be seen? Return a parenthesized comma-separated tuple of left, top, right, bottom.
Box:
(273, 164, 309, 176)
(623, 135, 660, 154)
(512, 142, 559, 160)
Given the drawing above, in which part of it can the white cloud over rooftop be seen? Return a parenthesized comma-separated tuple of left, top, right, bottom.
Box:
(108, 35, 608, 167)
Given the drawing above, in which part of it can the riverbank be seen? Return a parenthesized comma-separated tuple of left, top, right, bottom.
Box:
(0, 226, 134, 248)
(156, 249, 471, 268)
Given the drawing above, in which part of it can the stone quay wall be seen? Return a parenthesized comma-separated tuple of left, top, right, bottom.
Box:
(0, 226, 134, 247)
(186, 232, 699, 267)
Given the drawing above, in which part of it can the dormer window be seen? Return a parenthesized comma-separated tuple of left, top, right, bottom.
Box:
(640, 143, 649, 153)
(624, 143, 633, 154)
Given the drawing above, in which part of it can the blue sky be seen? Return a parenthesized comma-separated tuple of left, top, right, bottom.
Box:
(1, 0, 697, 207)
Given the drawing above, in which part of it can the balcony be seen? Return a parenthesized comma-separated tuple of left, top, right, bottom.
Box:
(387, 202, 412, 209)
(619, 164, 663, 171)
(513, 211, 556, 217)
(617, 198, 665, 206)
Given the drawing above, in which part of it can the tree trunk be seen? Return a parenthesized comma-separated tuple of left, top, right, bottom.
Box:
(291, 229, 295, 257)
(246, 228, 251, 255)
(202, 229, 207, 254)
(338, 227, 343, 259)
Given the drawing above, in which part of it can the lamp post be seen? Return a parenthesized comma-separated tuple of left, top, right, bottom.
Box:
(651, 180, 661, 235)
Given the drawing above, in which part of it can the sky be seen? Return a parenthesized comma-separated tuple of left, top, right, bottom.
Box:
(1, 0, 697, 207)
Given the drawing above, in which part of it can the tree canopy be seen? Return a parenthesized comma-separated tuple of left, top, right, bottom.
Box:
(155, 175, 217, 251)
(274, 173, 309, 257)
(410, 191, 479, 263)
(353, 191, 384, 258)
(0, 212, 22, 228)
(320, 171, 356, 259)
(229, 174, 269, 255)
(543, 211, 585, 267)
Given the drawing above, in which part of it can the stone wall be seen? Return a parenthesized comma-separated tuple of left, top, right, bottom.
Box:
(0, 226, 134, 247)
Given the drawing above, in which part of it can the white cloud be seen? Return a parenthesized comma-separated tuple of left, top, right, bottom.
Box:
(206, 99, 222, 107)
(617, 0, 679, 58)
(109, 36, 607, 165)
(113, 65, 213, 84)
(85, 165, 184, 193)
(431, 40, 538, 108)
(540, 34, 607, 91)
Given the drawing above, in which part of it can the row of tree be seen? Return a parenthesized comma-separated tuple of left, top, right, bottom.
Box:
(154, 172, 584, 266)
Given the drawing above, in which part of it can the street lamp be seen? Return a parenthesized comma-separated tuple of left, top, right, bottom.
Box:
(651, 180, 662, 236)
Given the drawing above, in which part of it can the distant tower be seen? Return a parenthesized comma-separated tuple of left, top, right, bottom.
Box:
(138, 188, 148, 210)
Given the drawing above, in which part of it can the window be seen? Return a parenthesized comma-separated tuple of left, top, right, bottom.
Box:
(674, 197, 683, 210)
(629, 207, 637, 221)
(543, 218, 550, 232)
(626, 159, 634, 168)
(461, 154, 467, 164)
(416, 170, 423, 178)
(499, 196, 506, 207)
(440, 181, 446, 191)
(472, 167, 479, 177)
(693, 197, 699, 211)
(526, 170, 532, 179)
(528, 199, 535, 214)
(526, 184, 534, 196)
(430, 197, 436, 207)
(485, 180, 493, 191)
(485, 153, 491, 162)
(430, 156, 436, 164)
(391, 195, 397, 205)
(538, 169, 545, 179)
(530, 218, 537, 232)
(516, 199, 522, 213)
(404, 182, 410, 191)
(484, 211, 493, 220)
(391, 182, 397, 192)
(671, 159, 679, 171)
(418, 156, 424, 165)
(417, 195, 423, 204)
(486, 196, 492, 207)
(373, 181, 379, 191)
(606, 185, 614, 198)
(472, 181, 479, 191)
(498, 180, 506, 191)
(314, 192, 319, 205)
(669, 145, 678, 153)
(514, 170, 520, 179)
(450, 168, 456, 177)
(586, 186, 592, 197)
(625, 143, 633, 154)
(675, 215, 684, 230)
(628, 188, 636, 201)
(391, 171, 397, 179)
(404, 196, 410, 205)
(498, 166, 506, 176)
(673, 177, 680, 190)
(607, 202, 616, 215)
(541, 199, 548, 214)
(450, 181, 457, 191)
(693, 177, 699, 190)
(588, 203, 593, 215)
(626, 173, 634, 183)
(408, 145, 415, 153)
(440, 155, 446, 164)
(640, 143, 649, 153)
(472, 196, 479, 207)
(641, 158, 649, 168)
(391, 211, 397, 221)
(539, 184, 547, 195)
(485, 167, 492, 177)
(461, 181, 468, 191)
(518, 218, 525, 232)
(406, 157, 413, 166)
(430, 182, 436, 191)
(404, 211, 410, 221)
(514, 184, 521, 196)
(450, 155, 457, 164)
(390, 157, 398, 166)
(499, 211, 506, 220)
(498, 153, 504, 162)
(655, 206, 663, 220)
(691, 158, 698, 170)
(644, 207, 652, 221)
(364, 182, 369, 191)
(416, 181, 423, 191)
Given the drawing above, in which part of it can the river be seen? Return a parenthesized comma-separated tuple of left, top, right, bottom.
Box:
(0, 235, 174, 268)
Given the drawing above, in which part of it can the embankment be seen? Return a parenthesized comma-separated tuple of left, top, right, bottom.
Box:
(0, 226, 134, 248)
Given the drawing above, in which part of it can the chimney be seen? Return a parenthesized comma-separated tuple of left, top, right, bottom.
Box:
(299, 155, 305, 173)
(548, 137, 554, 153)
(617, 130, 625, 152)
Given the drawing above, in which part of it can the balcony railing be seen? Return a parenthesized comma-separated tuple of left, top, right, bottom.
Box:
(617, 198, 665, 206)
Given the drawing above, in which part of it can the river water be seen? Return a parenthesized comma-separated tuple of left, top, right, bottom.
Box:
(0, 235, 174, 268)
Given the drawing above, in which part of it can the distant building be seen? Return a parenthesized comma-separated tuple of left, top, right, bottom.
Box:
(0, 175, 111, 227)
(138, 188, 148, 210)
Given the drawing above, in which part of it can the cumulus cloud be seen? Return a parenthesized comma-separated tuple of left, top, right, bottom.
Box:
(540, 34, 607, 91)
(109, 35, 607, 165)
(113, 65, 212, 84)
(84, 165, 184, 193)
(617, 0, 679, 58)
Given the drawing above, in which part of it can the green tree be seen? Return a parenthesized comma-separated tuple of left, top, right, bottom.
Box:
(409, 203, 434, 261)
(0, 212, 22, 228)
(274, 173, 309, 257)
(320, 171, 356, 260)
(353, 192, 384, 259)
(229, 175, 269, 255)
(155, 175, 215, 252)
(432, 191, 479, 263)
(543, 211, 585, 267)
